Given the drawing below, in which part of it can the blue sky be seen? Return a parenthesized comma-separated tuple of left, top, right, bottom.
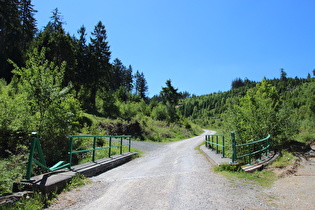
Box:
(32, 0, 315, 97)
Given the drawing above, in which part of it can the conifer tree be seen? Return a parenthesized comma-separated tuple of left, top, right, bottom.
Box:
(160, 79, 182, 107)
(76, 25, 89, 89)
(31, 8, 77, 87)
(125, 65, 133, 92)
(134, 70, 148, 99)
(0, 0, 23, 81)
(87, 21, 112, 110)
(19, 0, 37, 52)
(112, 58, 126, 91)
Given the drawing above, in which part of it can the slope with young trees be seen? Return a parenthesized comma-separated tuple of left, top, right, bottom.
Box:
(179, 69, 315, 150)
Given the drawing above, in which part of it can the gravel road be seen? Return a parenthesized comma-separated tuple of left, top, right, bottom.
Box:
(49, 130, 276, 209)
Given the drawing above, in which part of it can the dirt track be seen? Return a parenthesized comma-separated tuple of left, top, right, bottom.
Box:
(48, 131, 315, 210)
(264, 155, 315, 209)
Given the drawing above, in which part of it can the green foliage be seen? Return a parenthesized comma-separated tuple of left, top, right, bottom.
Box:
(2, 192, 45, 210)
(64, 173, 90, 192)
(214, 163, 241, 172)
(271, 151, 294, 168)
(290, 81, 315, 136)
(0, 79, 31, 155)
(9, 48, 82, 164)
(223, 79, 295, 147)
(0, 146, 28, 194)
(151, 103, 169, 121)
(0, 0, 37, 82)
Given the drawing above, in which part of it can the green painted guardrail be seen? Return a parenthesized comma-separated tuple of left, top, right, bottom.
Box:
(204, 132, 271, 164)
(23, 133, 132, 182)
(24, 132, 70, 181)
(231, 132, 271, 164)
(68, 135, 132, 168)
(205, 134, 225, 158)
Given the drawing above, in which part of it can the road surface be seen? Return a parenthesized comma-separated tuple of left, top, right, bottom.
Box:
(51, 130, 273, 209)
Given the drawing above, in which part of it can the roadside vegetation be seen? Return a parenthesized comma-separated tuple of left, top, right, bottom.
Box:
(213, 163, 276, 188)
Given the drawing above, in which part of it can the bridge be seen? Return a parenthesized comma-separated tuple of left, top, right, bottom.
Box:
(8, 130, 279, 209)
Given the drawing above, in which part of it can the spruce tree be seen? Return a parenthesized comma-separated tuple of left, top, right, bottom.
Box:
(19, 0, 37, 52)
(0, 0, 23, 81)
(134, 70, 148, 99)
(160, 79, 182, 107)
(31, 8, 77, 87)
(112, 58, 126, 91)
(125, 65, 133, 92)
(88, 21, 112, 110)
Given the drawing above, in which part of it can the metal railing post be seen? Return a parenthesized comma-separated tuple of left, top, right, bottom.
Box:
(92, 137, 96, 162)
(120, 137, 123, 154)
(222, 136, 225, 158)
(68, 136, 73, 169)
(25, 132, 37, 181)
(109, 137, 112, 158)
(207, 135, 209, 148)
(129, 136, 131, 152)
(248, 144, 251, 164)
(216, 135, 219, 153)
(231, 132, 236, 163)
(211, 135, 213, 149)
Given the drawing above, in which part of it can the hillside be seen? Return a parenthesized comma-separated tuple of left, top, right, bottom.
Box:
(179, 75, 315, 147)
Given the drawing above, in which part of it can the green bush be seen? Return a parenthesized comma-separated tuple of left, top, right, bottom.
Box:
(0, 146, 28, 194)
(223, 79, 295, 148)
(9, 48, 83, 165)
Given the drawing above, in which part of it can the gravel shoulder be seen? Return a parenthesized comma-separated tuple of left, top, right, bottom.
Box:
(264, 144, 315, 209)
(48, 131, 315, 210)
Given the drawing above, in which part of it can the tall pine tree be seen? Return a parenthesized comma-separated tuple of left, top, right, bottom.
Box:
(19, 0, 37, 52)
(0, 0, 23, 81)
(31, 8, 77, 87)
(134, 70, 148, 99)
(87, 21, 112, 110)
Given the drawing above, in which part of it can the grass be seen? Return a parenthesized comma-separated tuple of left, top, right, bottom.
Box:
(213, 149, 297, 188)
(1, 193, 46, 210)
(213, 164, 276, 188)
(63, 173, 91, 192)
(270, 150, 294, 168)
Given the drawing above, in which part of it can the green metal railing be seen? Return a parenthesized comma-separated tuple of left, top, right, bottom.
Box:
(23, 133, 132, 181)
(205, 134, 225, 158)
(68, 135, 132, 168)
(24, 132, 70, 181)
(204, 132, 271, 164)
(231, 132, 271, 164)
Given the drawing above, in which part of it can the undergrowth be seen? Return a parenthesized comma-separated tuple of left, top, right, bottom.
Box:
(270, 150, 294, 168)
(1, 192, 46, 210)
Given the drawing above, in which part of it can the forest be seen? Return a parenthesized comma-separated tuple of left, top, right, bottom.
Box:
(1, 0, 315, 195)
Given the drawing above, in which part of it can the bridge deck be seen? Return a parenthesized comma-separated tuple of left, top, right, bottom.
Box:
(13, 152, 138, 194)
(200, 144, 232, 165)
